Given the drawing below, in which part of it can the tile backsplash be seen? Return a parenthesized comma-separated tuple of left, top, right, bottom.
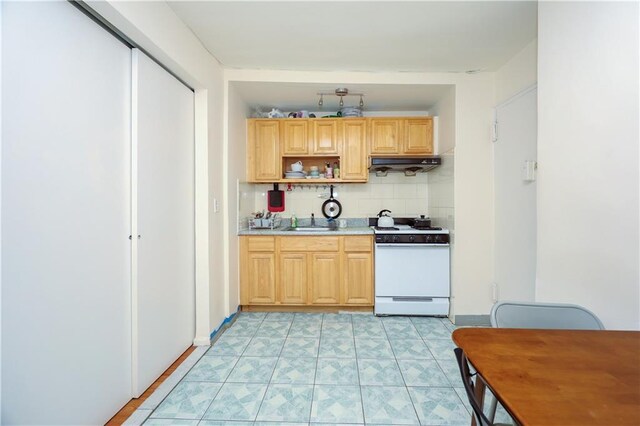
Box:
(250, 172, 429, 219)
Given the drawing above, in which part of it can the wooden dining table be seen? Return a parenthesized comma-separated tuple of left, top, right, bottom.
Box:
(452, 327, 640, 426)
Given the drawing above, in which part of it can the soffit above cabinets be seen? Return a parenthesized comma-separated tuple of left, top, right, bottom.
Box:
(167, 1, 537, 73)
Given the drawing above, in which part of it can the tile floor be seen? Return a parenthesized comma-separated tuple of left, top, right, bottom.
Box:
(133, 312, 513, 425)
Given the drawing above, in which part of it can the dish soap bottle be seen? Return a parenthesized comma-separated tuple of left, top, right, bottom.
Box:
(291, 213, 298, 228)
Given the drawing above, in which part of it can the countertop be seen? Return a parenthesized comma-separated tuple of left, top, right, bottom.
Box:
(238, 226, 374, 236)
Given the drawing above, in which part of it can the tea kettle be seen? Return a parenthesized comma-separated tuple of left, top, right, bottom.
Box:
(377, 209, 395, 228)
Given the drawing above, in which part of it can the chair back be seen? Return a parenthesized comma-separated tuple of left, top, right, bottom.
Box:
(454, 347, 493, 426)
(490, 301, 605, 330)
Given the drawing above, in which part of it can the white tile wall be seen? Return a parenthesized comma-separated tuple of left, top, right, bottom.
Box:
(249, 172, 430, 220)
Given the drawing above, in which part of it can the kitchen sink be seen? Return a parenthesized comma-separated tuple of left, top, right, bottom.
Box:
(285, 226, 338, 232)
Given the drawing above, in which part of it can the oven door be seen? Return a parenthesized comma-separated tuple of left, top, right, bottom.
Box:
(374, 243, 450, 297)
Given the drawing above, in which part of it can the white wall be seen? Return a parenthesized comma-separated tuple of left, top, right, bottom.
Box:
(224, 83, 251, 314)
(537, 2, 639, 329)
(495, 39, 537, 105)
(225, 69, 496, 318)
(90, 1, 226, 342)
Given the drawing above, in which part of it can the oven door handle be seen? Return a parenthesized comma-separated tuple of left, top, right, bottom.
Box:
(375, 243, 449, 247)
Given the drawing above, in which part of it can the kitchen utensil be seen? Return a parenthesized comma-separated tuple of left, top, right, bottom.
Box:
(413, 215, 432, 229)
(321, 185, 342, 219)
(268, 183, 285, 212)
(377, 209, 394, 227)
(291, 161, 303, 172)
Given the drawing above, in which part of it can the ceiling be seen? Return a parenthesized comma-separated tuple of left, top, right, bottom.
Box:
(168, 1, 537, 73)
(168, 1, 537, 111)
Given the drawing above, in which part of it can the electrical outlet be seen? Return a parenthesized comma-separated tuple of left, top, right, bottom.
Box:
(213, 198, 220, 213)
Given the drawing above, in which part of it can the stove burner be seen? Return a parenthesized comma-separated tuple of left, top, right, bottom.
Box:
(374, 226, 399, 231)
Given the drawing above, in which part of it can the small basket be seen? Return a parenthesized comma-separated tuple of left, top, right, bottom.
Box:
(248, 216, 281, 230)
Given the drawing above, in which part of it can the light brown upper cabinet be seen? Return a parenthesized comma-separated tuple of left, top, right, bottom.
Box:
(404, 118, 434, 154)
(370, 118, 401, 154)
(312, 119, 340, 154)
(341, 119, 368, 181)
(247, 120, 281, 181)
(282, 120, 309, 155)
(370, 117, 434, 155)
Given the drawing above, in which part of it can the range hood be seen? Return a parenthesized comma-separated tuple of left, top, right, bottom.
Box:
(369, 157, 441, 176)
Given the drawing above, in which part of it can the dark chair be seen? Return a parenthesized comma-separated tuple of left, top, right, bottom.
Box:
(454, 347, 510, 426)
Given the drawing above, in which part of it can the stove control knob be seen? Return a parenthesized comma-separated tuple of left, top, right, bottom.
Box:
(409, 235, 415, 242)
(383, 235, 391, 243)
(392, 235, 400, 243)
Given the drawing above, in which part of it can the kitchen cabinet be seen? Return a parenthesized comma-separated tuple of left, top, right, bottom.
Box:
(240, 237, 277, 304)
(370, 117, 434, 155)
(248, 120, 281, 181)
(239, 235, 373, 308)
(312, 119, 341, 154)
(282, 120, 309, 155)
(341, 119, 368, 181)
(343, 236, 373, 305)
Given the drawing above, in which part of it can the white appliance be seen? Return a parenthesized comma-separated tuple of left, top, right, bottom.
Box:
(373, 219, 450, 316)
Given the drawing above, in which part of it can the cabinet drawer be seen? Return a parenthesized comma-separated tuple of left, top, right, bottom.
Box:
(280, 236, 339, 252)
(344, 236, 372, 252)
(246, 236, 275, 252)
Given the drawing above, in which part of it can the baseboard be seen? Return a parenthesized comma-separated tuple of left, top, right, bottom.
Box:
(454, 314, 490, 326)
(192, 336, 211, 346)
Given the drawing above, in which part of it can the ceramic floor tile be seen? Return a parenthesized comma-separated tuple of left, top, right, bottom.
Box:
(321, 322, 354, 338)
(353, 322, 387, 338)
(361, 386, 419, 425)
(243, 337, 285, 357)
(315, 358, 359, 385)
(150, 382, 222, 420)
(198, 421, 254, 426)
(358, 358, 404, 386)
(414, 322, 453, 340)
(255, 321, 291, 337)
(226, 356, 278, 383)
(280, 337, 320, 358)
(436, 358, 464, 388)
(439, 318, 458, 332)
(389, 339, 433, 360)
(271, 357, 317, 384)
(184, 356, 238, 382)
(318, 337, 356, 358)
(203, 383, 267, 421)
(264, 312, 295, 322)
(143, 419, 198, 425)
(294, 313, 324, 323)
(407, 387, 470, 425)
(223, 322, 259, 337)
(322, 313, 353, 323)
(124, 408, 151, 425)
(237, 312, 267, 320)
(355, 338, 394, 359)
(382, 316, 413, 326)
(256, 384, 313, 422)
(254, 422, 308, 426)
(483, 393, 515, 425)
(397, 359, 451, 387)
(452, 387, 471, 415)
(383, 322, 421, 339)
(310, 385, 364, 424)
(424, 339, 457, 361)
(288, 322, 321, 338)
(207, 336, 251, 356)
(410, 316, 447, 326)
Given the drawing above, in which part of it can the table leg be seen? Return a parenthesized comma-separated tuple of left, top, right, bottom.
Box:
(471, 376, 487, 426)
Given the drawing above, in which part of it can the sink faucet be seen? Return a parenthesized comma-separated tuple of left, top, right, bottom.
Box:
(311, 213, 315, 226)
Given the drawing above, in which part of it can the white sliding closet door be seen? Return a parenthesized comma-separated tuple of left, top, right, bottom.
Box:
(132, 50, 195, 396)
(2, 2, 132, 424)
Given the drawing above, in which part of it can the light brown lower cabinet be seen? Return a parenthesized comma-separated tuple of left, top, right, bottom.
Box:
(240, 235, 373, 307)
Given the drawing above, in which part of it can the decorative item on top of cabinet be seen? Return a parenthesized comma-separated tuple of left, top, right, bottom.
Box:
(248, 120, 281, 181)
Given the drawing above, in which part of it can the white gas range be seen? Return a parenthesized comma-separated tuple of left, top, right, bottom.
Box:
(371, 218, 450, 316)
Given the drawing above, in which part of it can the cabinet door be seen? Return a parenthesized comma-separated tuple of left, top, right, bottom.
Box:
(341, 119, 368, 181)
(282, 120, 309, 155)
(343, 253, 373, 305)
(310, 253, 341, 304)
(279, 253, 308, 304)
(312, 119, 340, 154)
(247, 252, 276, 304)
(404, 118, 434, 154)
(370, 119, 401, 154)
(249, 120, 281, 181)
